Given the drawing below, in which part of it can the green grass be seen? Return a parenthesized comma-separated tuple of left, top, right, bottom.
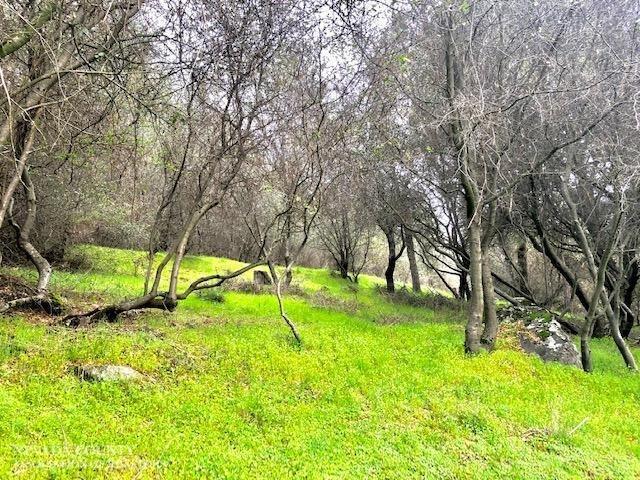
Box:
(0, 245, 639, 479)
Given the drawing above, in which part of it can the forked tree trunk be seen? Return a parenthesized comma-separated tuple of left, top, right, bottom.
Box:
(167, 201, 218, 303)
(560, 180, 637, 371)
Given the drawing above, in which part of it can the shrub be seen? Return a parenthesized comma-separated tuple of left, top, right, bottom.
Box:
(195, 289, 225, 303)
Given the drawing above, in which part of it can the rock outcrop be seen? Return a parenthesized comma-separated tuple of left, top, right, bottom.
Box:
(499, 306, 582, 368)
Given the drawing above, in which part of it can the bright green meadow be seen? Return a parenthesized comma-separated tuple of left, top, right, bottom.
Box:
(0, 245, 638, 479)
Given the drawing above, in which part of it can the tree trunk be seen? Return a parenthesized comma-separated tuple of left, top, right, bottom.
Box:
(383, 226, 397, 293)
(516, 241, 529, 293)
(459, 268, 470, 300)
(11, 168, 51, 293)
(405, 230, 421, 293)
(1, 167, 59, 315)
(480, 253, 498, 350)
(559, 181, 635, 371)
(444, 11, 485, 353)
(620, 259, 638, 338)
(167, 201, 218, 303)
(609, 312, 637, 370)
(0, 114, 40, 229)
(580, 324, 594, 372)
(338, 256, 349, 279)
(465, 216, 485, 354)
(284, 266, 293, 287)
(268, 261, 301, 344)
(527, 220, 611, 337)
(600, 287, 637, 370)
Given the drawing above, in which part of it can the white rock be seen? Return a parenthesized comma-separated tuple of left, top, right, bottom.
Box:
(75, 365, 143, 382)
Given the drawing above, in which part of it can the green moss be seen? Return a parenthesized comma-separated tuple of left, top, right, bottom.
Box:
(538, 330, 551, 340)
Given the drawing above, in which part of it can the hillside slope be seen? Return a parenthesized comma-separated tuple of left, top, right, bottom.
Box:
(0, 245, 638, 479)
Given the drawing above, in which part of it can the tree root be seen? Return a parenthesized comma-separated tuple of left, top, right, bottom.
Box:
(0, 293, 63, 316)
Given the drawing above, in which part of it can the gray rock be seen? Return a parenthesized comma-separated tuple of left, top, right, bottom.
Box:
(75, 365, 143, 382)
(518, 318, 582, 368)
(253, 270, 272, 286)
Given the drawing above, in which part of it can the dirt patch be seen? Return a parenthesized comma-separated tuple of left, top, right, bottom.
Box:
(0, 274, 38, 302)
(376, 287, 464, 312)
(0, 274, 59, 323)
(375, 314, 417, 325)
(309, 289, 359, 315)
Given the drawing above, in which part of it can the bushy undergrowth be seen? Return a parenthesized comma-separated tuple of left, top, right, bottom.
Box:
(0, 245, 638, 479)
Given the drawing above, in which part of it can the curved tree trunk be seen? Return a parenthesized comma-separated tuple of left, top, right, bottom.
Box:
(268, 261, 301, 344)
(0, 113, 40, 230)
(601, 290, 637, 370)
(527, 224, 610, 338)
(609, 314, 637, 370)
(12, 168, 51, 292)
(1, 168, 59, 315)
(620, 310, 635, 339)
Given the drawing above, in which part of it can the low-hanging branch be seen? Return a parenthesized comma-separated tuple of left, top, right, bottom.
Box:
(176, 260, 267, 299)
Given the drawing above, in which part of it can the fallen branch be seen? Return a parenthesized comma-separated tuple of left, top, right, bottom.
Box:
(60, 261, 268, 327)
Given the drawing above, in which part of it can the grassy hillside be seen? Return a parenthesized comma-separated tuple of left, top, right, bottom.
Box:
(0, 245, 638, 479)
